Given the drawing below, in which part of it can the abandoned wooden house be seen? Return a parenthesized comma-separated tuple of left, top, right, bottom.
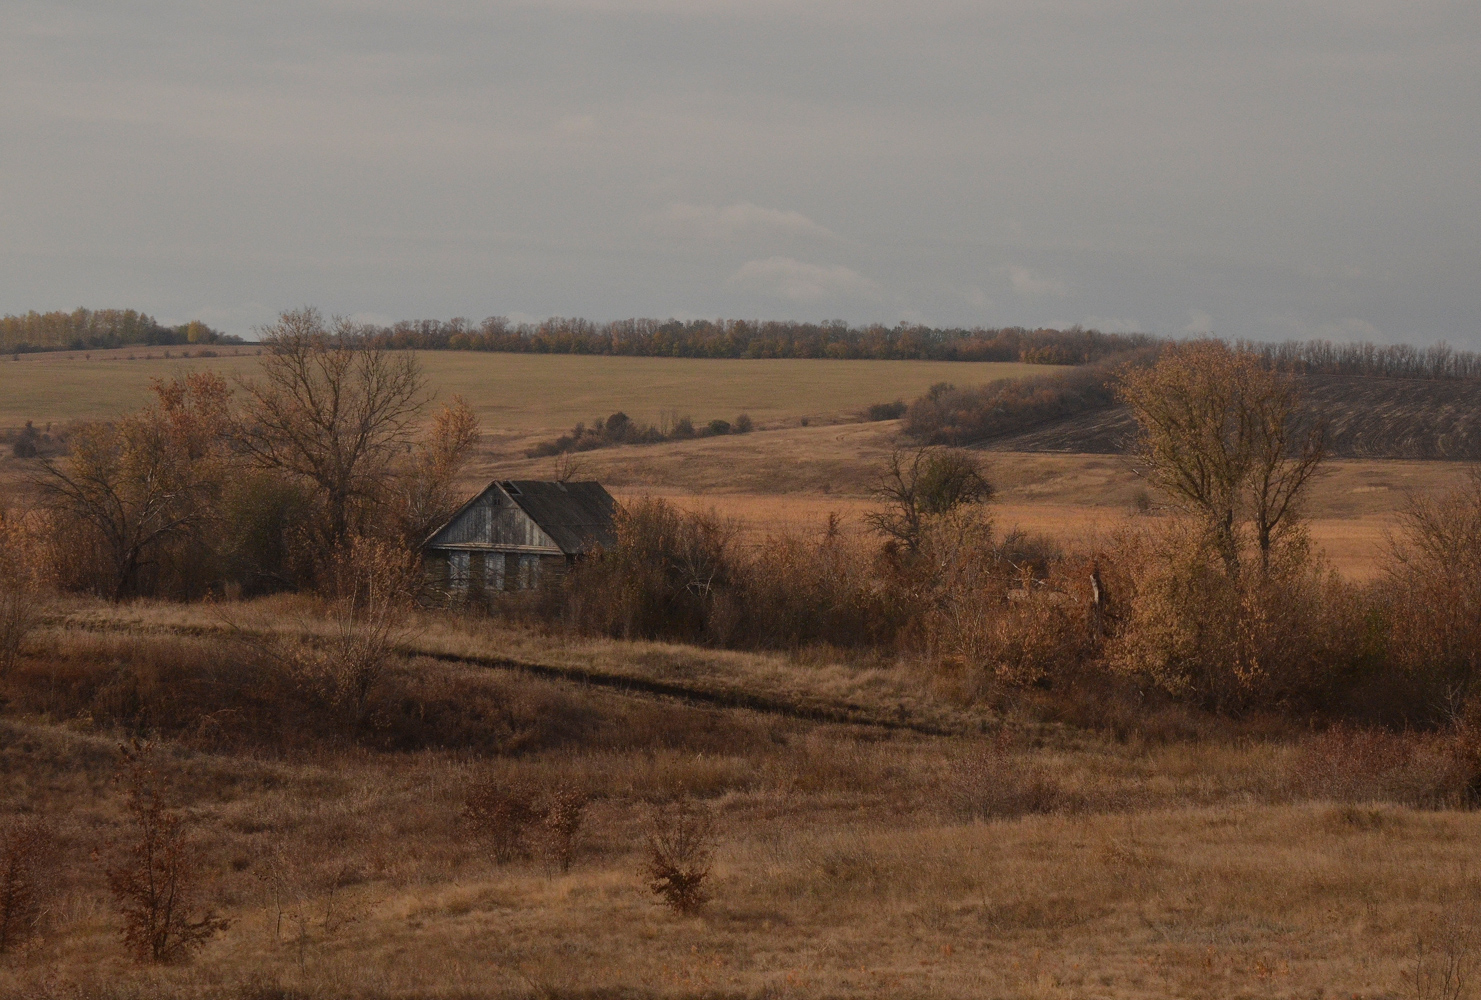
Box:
(421, 480, 617, 598)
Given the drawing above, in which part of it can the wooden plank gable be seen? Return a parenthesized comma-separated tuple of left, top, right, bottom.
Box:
(425, 484, 562, 553)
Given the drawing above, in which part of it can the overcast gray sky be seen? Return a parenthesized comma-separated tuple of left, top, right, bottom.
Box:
(2, 1, 1477, 344)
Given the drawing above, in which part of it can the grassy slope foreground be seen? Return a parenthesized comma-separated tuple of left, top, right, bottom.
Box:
(0, 598, 1473, 999)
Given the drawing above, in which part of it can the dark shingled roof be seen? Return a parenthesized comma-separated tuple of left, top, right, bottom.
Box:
(503, 480, 617, 554)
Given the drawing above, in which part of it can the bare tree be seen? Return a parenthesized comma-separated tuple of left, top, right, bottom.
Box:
(864, 447, 994, 553)
(236, 308, 427, 551)
(37, 373, 231, 601)
(1117, 340, 1324, 576)
(390, 395, 481, 546)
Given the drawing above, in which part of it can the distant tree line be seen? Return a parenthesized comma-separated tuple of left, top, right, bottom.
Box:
(361, 317, 1481, 379)
(1238, 338, 1481, 380)
(361, 317, 1153, 363)
(0, 309, 239, 353)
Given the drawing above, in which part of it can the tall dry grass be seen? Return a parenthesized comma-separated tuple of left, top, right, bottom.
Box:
(0, 507, 49, 676)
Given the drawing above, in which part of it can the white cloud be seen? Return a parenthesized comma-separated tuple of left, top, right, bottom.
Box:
(1009, 266, 1068, 298)
(727, 256, 875, 302)
(1184, 309, 1215, 335)
(655, 202, 837, 242)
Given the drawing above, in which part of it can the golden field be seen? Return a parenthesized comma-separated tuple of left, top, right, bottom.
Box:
(0, 346, 1040, 431)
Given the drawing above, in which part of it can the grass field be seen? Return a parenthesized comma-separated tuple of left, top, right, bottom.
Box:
(0, 347, 1041, 432)
(486, 420, 1476, 579)
(3, 600, 1475, 999)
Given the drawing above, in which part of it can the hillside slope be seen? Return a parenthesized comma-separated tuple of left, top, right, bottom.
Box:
(986, 375, 1481, 459)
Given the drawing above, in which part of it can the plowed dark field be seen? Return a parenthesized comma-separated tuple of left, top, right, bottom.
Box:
(985, 375, 1481, 459)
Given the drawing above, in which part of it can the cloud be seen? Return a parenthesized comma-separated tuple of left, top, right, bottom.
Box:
(1009, 266, 1068, 298)
(727, 256, 875, 302)
(656, 202, 837, 242)
(1184, 309, 1215, 335)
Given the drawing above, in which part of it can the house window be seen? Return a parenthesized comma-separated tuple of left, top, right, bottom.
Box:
(448, 551, 470, 592)
(519, 554, 540, 589)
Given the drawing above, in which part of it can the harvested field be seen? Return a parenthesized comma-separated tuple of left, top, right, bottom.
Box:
(986, 374, 1481, 460)
(0, 347, 1039, 433)
(483, 419, 1474, 578)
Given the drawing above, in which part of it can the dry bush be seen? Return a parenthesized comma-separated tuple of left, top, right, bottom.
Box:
(1290, 725, 1479, 809)
(463, 778, 590, 871)
(1109, 521, 1365, 714)
(563, 497, 738, 643)
(0, 817, 57, 954)
(728, 524, 910, 650)
(947, 734, 1080, 820)
(917, 514, 1097, 691)
(534, 785, 590, 874)
(1408, 889, 1481, 1000)
(1383, 471, 1481, 719)
(253, 847, 360, 975)
(903, 360, 1134, 446)
(644, 799, 714, 915)
(103, 743, 228, 963)
(0, 509, 50, 676)
(290, 534, 421, 720)
(864, 446, 993, 553)
(463, 778, 543, 865)
(387, 395, 481, 547)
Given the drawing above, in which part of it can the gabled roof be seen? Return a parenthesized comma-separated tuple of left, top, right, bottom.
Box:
(422, 480, 617, 556)
(502, 480, 617, 554)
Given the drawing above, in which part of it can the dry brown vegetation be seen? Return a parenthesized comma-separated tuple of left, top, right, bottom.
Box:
(4, 599, 1481, 997)
(6, 325, 1481, 997)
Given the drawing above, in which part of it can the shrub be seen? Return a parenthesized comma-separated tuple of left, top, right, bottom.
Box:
(902, 361, 1132, 446)
(864, 400, 907, 421)
(464, 779, 590, 871)
(729, 527, 911, 650)
(1381, 471, 1481, 717)
(564, 497, 736, 643)
(864, 447, 994, 553)
(289, 534, 421, 720)
(534, 785, 590, 874)
(463, 778, 543, 864)
(733, 413, 753, 433)
(11, 421, 39, 458)
(1108, 522, 1364, 714)
(0, 509, 49, 676)
(644, 799, 714, 915)
(948, 735, 1078, 820)
(1289, 725, 1480, 809)
(104, 743, 229, 963)
(705, 419, 731, 436)
(0, 817, 56, 953)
